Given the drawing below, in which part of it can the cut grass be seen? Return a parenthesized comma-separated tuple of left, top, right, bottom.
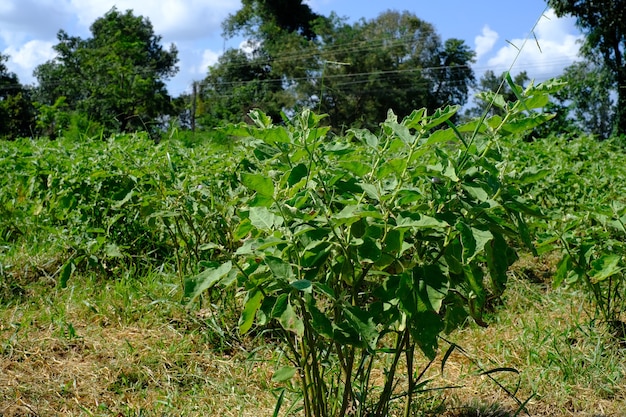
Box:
(1, 251, 625, 416)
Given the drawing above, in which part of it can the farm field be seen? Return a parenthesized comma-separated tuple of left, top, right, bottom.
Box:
(2, 90, 626, 416)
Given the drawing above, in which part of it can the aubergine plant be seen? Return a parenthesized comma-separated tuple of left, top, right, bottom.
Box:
(184, 76, 563, 417)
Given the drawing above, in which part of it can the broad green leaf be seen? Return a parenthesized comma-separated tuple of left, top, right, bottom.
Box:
(104, 243, 123, 258)
(339, 160, 372, 177)
(401, 108, 427, 129)
(270, 294, 288, 318)
(307, 297, 334, 339)
(359, 183, 380, 200)
(241, 173, 274, 198)
(279, 301, 304, 336)
(249, 206, 283, 230)
(59, 258, 76, 288)
(462, 184, 489, 202)
(424, 128, 456, 146)
(414, 264, 449, 313)
(248, 110, 273, 128)
(272, 366, 297, 382)
(516, 168, 551, 184)
(301, 241, 332, 269)
(287, 163, 308, 186)
(589, 254, 622, 283)
(184, 261, 233, 303)
(385, 120, 415, 145)
(396, 214, 448, 230)
(456, 221, 493, 263)
(111, 190, 134, 209)
(420, 105, 459, 131)
(358, 237, 382, 263)
(239, 289, 264, 334)
(485, 233, 515, 295)
(375, 158, 406, 179)
(343, 305, 379, 351)
(265, 256, 295, 281)
(412, 311, 444, 360)
(290, 279, 313, 293)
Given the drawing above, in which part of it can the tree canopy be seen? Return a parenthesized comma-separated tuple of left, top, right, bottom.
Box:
(199, 8, 475, 131)
(548, 0, 626, 135)
(34, 8, 179, 135)
(0, 53, 35, 139)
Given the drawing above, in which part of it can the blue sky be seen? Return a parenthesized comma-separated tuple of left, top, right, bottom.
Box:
(0, 0, 583, 96)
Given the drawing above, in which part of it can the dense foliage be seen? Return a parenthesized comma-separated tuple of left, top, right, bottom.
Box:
(549, 0, 626, 136)
(34, 8, 179, 136)
(0, 53, 35, 140)
(199, 9, 476, 131)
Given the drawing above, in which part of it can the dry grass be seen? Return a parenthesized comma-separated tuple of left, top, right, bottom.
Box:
(1, 251, 626, 416)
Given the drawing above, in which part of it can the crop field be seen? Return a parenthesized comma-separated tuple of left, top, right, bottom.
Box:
(2, 80, 626, 416)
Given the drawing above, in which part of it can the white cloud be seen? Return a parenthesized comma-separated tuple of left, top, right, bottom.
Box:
(3, 40, 56, 83)
(188, 48, 220, 75)
(474, 25, 498, 61)
(483, 9, 583, 80)
(200, 49, 220, 70)
(68, 0, 239, 41)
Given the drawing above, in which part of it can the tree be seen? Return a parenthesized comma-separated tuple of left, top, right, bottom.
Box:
(35, 8, 178, 135)
(223, 0, 324, 41)
(201, 7, 474, 130)
(198, 48, 289, 127)
(0, 53, 35, 139)
(303, 11, 475, 130)
(194, 0, 325, 128)
(559, 60, 615, 138)
(548, 0, 626, 136)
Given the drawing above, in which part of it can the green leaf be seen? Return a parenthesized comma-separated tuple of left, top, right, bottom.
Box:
(396, 214, 448, 230)
(272, 366, 297, 382)
(241, 173, 274, 198)
(420, 105, 459, 131)
(456, 221, 493, 263)
(265, 256, 295, 281)
(307, 297, 334, 338)
(339, 160, 372, 177)
(59, 258, 76, 288)
(414, 264, 449, 313)
(485, 233, 515, 295)
(279, 301, 304, 336)
(287, 163, 308, 186)
(301, 241, 332, 269)
(239, 289, 264, 334)
(385, 120, 415, 145)
(412, 311, 444, 360)
(104, 243, 123, 258)
(249, 206, 283, 230)
(424, 128, 456, 146)
(271, 294, 288, 318)
(589, 254, 622, 283)
(359, 183, 380, 200)
(343, 305, 379, 351)
(184, 261, 233, 303)
(554, 254, 572, 288)
(290, 279, 313, 293)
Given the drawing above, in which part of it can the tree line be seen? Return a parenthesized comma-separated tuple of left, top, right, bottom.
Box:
(0, 0, 624, 140)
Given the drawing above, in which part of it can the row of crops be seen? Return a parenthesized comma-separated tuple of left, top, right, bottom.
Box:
(1, 77, 625, 417)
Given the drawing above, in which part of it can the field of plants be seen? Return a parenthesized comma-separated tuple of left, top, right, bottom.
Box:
(1, 78, 626, 416)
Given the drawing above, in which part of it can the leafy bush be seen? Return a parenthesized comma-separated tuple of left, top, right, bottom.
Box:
(185, 76, 564, 417)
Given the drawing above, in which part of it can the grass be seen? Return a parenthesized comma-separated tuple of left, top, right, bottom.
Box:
(2, 248, 626, 416)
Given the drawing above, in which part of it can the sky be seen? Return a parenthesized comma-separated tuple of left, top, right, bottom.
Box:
(0, 0, 584, 96)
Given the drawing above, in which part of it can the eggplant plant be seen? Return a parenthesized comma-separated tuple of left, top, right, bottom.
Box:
(185, 77, 564, 417)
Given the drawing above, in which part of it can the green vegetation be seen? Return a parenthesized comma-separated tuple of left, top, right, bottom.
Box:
(2, 1, 626, 416)
(3, 73, 626, 415)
